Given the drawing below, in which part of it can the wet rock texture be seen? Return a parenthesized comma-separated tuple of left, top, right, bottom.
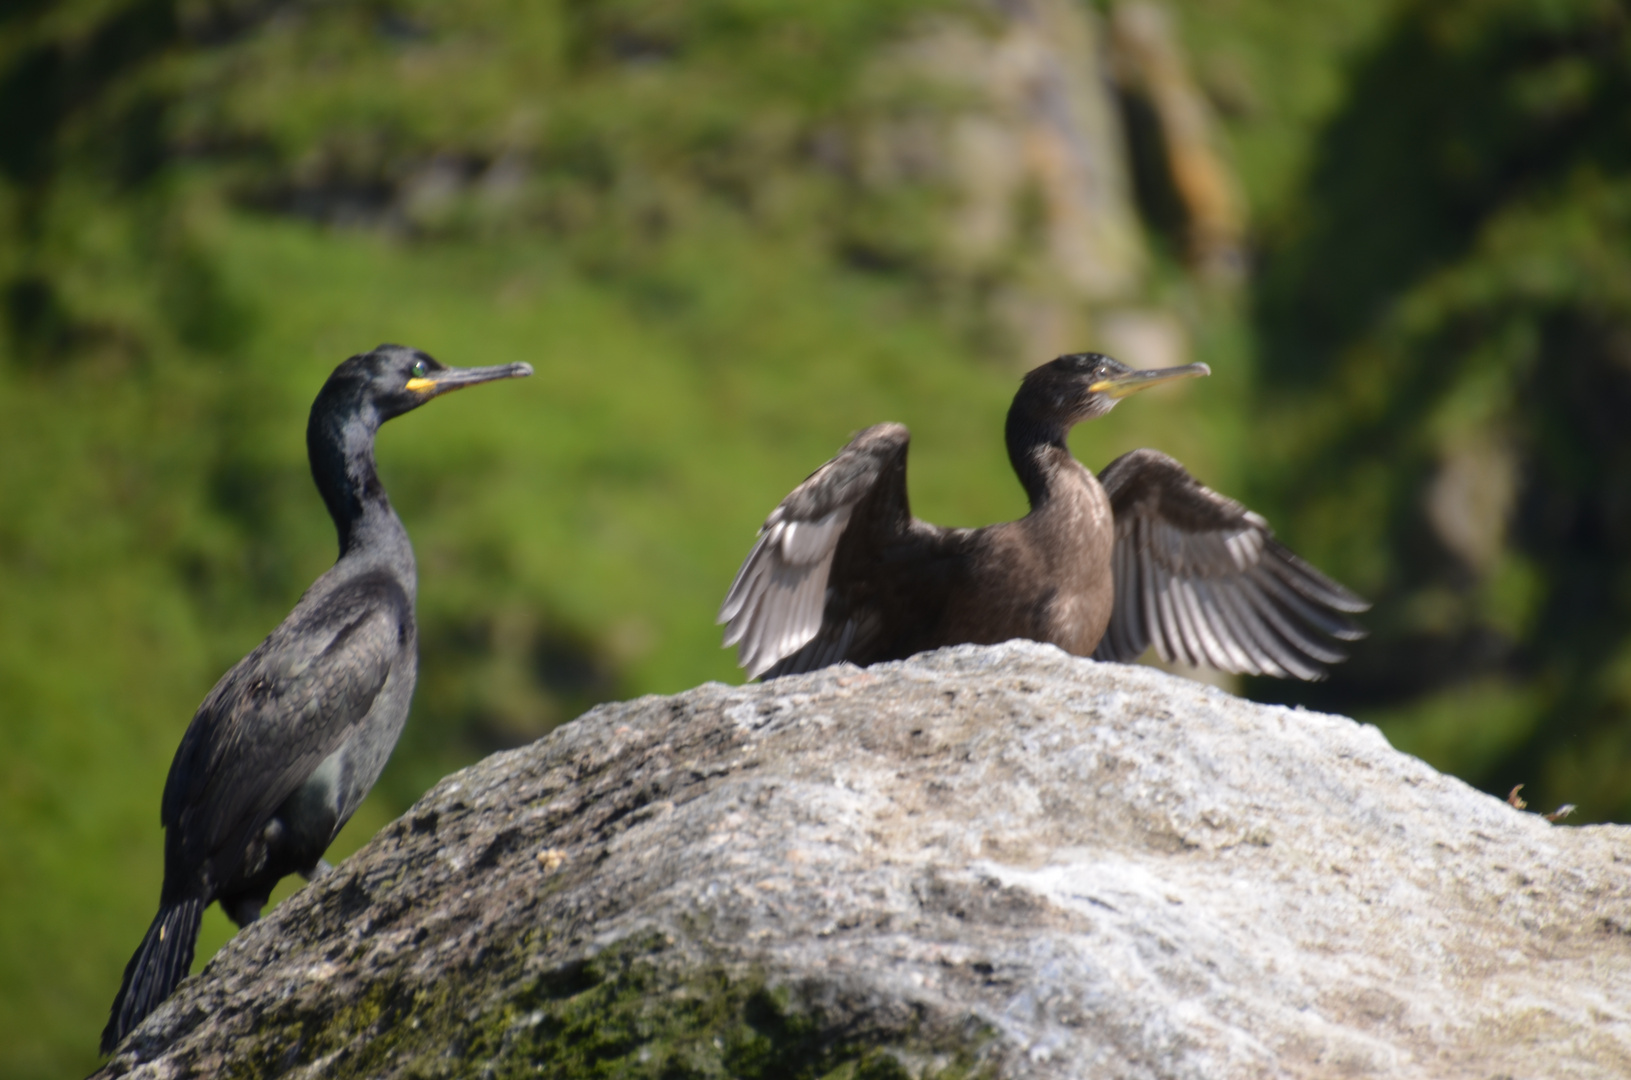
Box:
(99, 642, 1631, 1079)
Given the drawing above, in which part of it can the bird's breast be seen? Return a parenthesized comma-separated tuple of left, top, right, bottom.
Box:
(979, 464, 1115, 655)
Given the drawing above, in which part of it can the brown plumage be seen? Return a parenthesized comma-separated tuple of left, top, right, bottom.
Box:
(719, 353, 1367, 681)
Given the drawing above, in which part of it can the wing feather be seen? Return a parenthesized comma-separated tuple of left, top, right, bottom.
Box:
(1210, 578, 1292, 678)
(1092, 448, 1367, 680)
(719, 424, 912, 678)
(1178, 578, 1230, 671)
(1191, 580, 1256, 672)
(1107, 535, 1144, 661)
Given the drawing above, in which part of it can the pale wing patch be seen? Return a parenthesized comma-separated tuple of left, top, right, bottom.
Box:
(719, 506, 854, 678)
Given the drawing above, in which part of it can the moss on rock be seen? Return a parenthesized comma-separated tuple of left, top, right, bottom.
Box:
(218, 934, 995, 1080)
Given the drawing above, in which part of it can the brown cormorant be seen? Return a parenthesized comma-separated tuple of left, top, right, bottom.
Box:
(719, 353, 1366, 680)
(101, 345, 531, 1053)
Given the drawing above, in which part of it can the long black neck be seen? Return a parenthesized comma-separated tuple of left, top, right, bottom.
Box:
(1005, 389, 1073, 511)
(307, 399, 408, 559)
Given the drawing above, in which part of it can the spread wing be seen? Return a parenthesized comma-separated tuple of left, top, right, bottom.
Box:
(719, 423, 914, 679)
(1092, 449, 1368, 680)
(161, 570, 411, 879)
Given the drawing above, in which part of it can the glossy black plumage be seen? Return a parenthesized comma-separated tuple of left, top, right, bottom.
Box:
(720, 353, 1366, 681)
(101, 345, 530, 1054)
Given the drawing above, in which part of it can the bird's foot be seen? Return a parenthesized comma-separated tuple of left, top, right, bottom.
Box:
(224, 897, 263, 927)
(304, 858, 334, 881)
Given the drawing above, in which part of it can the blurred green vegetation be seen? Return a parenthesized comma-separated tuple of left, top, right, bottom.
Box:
(1247, 0, 1631, 824)
(1, 0, 1627, 1075)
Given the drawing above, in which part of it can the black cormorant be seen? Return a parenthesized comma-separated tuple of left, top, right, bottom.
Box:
(719, 353, 1366, 680)
(101, 344, 531, 1053)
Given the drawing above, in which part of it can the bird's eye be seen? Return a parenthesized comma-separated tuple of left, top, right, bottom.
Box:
(410, 360, 428, 380)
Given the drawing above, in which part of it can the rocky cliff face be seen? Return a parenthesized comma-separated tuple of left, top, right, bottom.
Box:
(98, 643, 1631, 1079)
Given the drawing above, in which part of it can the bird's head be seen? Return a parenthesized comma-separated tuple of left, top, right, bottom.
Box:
(320, 344, 534, 425)
(1020, 352, 1210, 427)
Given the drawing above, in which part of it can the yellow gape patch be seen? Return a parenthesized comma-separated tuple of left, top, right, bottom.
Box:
(405, 377, 436, 392)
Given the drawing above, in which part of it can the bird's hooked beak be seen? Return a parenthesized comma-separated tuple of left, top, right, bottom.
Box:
(406, 361, 534, 398)
(1088, 361, 1210, 399)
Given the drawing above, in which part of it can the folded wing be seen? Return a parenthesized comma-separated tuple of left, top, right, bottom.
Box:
(162, 571, 408, 878)
(719, 423, 912, 678)
(1092, 449, 1368, 680)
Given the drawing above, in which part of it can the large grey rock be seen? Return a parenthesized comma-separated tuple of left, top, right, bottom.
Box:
(98, 643, 1631, 1079)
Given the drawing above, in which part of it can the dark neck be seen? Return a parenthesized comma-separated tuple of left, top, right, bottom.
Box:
(307, 404, 407, 558)
(1005, 398, 1073, 511)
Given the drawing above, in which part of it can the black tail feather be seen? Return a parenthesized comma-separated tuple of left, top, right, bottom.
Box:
(100, 897, 206, 1055)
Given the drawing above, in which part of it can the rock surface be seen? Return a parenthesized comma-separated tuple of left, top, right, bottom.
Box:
(98, 643, 1631, 1079)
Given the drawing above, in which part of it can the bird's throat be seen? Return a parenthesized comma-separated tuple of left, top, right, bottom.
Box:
(1006, 423, 1074, 511)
